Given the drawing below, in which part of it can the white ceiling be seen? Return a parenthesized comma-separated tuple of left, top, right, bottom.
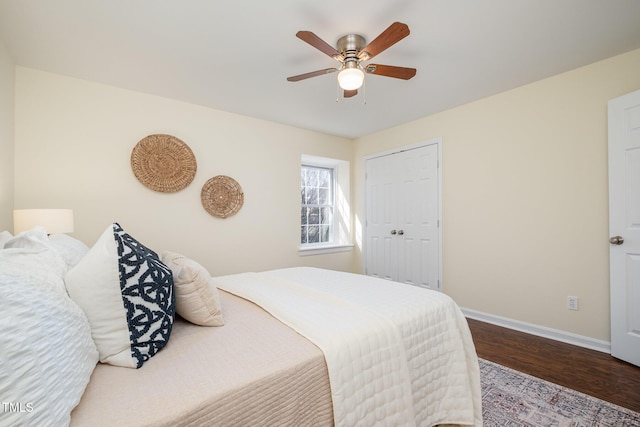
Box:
(1, 0, 640, 139)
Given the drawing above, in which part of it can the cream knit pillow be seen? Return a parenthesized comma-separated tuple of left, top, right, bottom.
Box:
(161, 251, 224, 327)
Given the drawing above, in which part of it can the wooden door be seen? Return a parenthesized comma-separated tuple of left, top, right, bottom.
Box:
(608, 88, 640, 367)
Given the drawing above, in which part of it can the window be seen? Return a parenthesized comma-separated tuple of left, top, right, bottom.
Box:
(299, 155, 352, 255)
(301, 165, 334, 245)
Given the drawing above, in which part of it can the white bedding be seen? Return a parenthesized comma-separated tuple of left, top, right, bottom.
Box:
(0, 229, 98, 427)
(214, 267, 482, 427)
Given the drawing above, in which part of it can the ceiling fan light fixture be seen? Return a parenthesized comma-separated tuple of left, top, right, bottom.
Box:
(337, 65, 365, 90)
(288, 23, 415, 96)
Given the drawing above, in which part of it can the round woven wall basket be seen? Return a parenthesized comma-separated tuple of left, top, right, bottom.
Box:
(201, 175, 244, 218)
(131, 134, 197, 193)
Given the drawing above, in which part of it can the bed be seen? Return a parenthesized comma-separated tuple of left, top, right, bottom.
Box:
(0, 224, 482, 427)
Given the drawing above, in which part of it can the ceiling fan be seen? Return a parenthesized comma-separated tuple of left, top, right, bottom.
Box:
(287, 22, 416, 98)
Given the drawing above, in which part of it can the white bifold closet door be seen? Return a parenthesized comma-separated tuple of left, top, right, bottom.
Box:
(365, 143, 440, 290)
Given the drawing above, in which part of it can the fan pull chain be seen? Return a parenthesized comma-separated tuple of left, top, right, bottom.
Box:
(362, 77, 367, 105)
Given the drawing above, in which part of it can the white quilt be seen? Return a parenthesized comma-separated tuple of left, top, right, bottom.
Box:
(214, 267, 482, 427)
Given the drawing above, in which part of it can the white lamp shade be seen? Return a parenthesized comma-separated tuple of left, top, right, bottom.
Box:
(337, 67, 365, 90)
(13, 209, 74, 235)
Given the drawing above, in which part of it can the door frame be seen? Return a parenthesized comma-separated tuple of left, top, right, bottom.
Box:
(363, 137, 443, 290)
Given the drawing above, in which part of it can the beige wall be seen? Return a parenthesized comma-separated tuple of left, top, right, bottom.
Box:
(0, 41, 14, 230)
(12, 48, 640, 343)
(353, 48, 640, 341)
(14, 67, 356, 275)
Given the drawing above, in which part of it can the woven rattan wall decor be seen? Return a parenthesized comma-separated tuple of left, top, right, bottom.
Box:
(201, 175, 244, 218)
(131, 134, 197, 193)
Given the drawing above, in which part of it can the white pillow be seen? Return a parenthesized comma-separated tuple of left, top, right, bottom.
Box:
(3, 226, 89, 272)
(3, 226, 50, 251)
(0, 241, 98, 426)
(2, 227, 68, 293)
(65, 223, 175, 368)
(161, 251, 224, 326)
(48, 233, 90, 269)
(0, 230, 12, 248)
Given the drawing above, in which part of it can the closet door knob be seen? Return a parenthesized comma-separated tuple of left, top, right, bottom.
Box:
(609, 236, 624, 245)
(390, 229, 397, 235)
(397, 230, 404, 235)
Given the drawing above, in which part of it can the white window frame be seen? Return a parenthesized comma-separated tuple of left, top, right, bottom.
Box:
(299, 155, 352, 256)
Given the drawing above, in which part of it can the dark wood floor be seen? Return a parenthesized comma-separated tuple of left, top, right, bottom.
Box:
(467, 318, 640, 413)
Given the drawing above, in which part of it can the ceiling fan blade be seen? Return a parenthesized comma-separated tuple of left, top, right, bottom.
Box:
(287, 68, 338, 82)
(344, 89, 358, 98)
(359, 22, 410, 61)
(365, 64, 416, 80)
(296, 31, 343, 61)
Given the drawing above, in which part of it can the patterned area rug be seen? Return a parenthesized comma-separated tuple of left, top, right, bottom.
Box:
(479, 358, 640, 426)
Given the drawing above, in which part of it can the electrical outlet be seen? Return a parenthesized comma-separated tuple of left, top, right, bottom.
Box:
(567, 296, 579, 311)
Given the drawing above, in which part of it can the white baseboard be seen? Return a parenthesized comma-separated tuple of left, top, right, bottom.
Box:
(462, 308, 611, 354)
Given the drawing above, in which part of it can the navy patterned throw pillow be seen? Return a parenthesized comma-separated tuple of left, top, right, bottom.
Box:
(66, 223, 176, 369)
(113, 223, 175, 368)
